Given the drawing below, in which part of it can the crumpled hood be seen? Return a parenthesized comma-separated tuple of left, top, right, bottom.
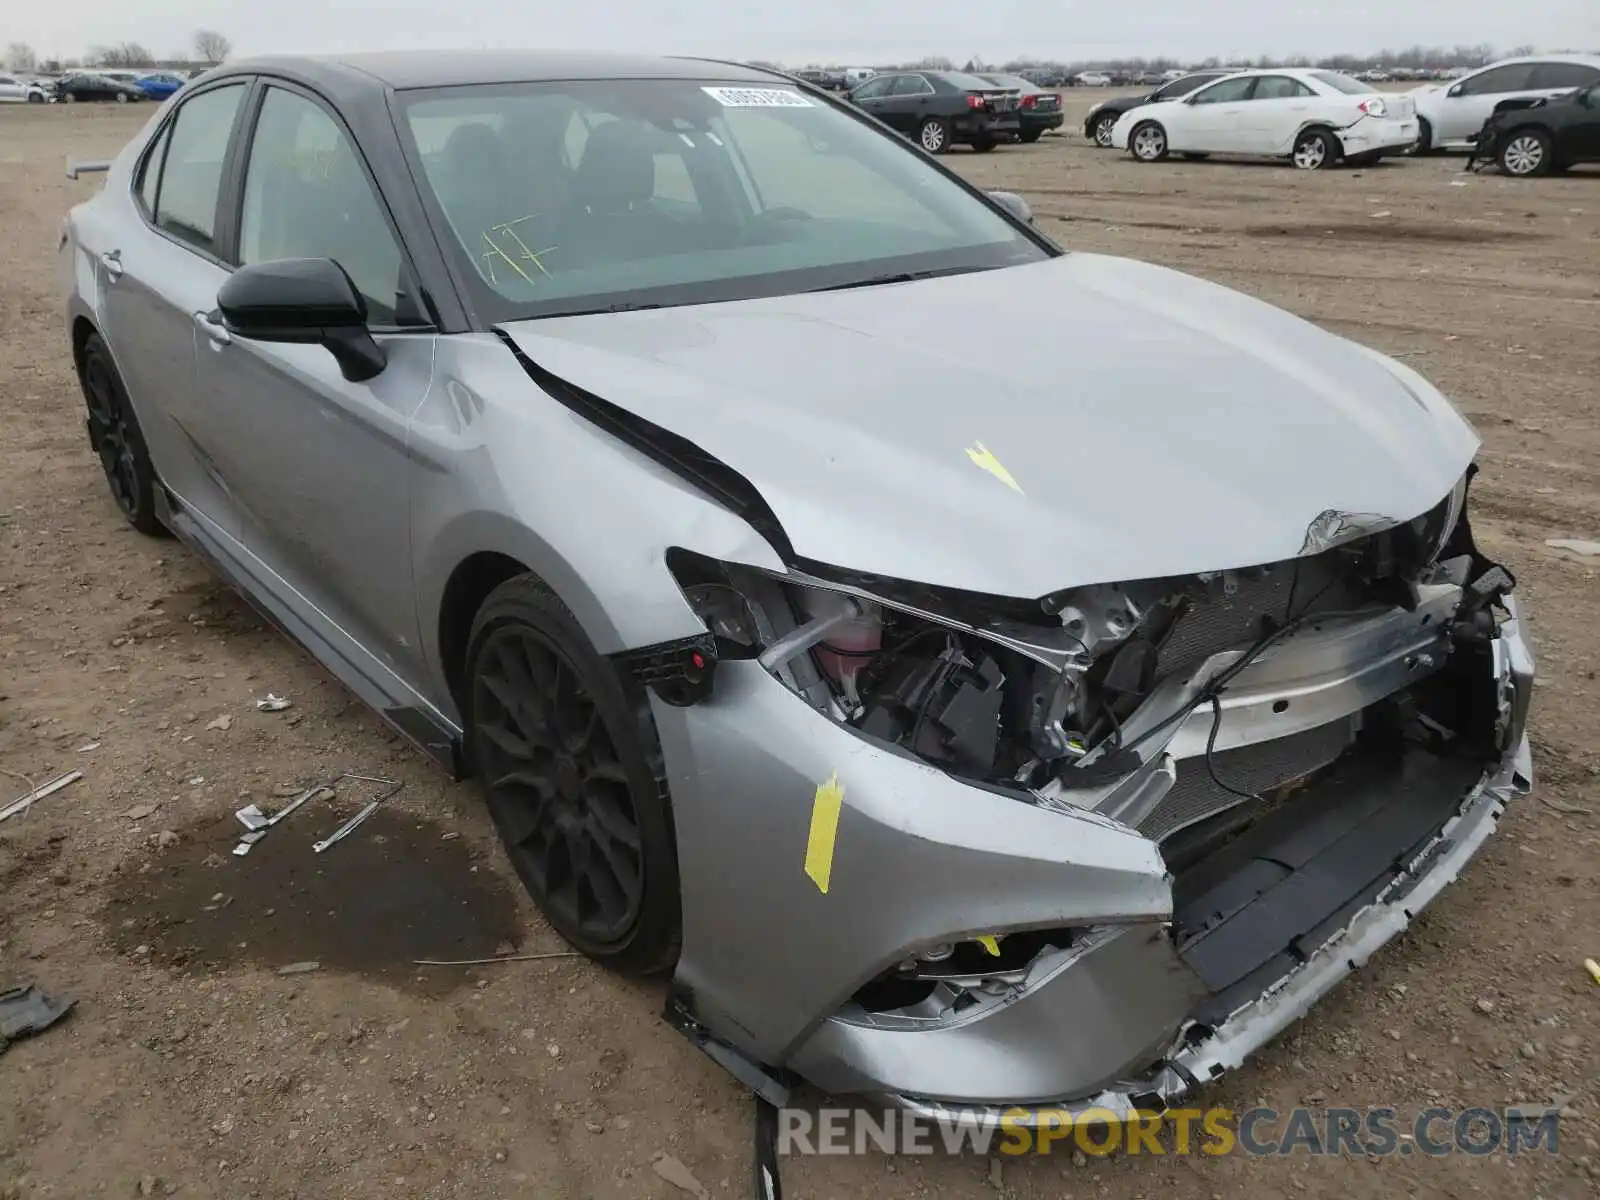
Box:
(499, 253, 1478, 598)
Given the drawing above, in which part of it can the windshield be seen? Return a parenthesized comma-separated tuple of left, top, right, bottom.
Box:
(1309, 71, 1375, 95)
(399, 78, 1049, 321)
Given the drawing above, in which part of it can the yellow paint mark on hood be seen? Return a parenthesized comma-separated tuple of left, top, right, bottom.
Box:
(965, 441, 1024, 495)
(804, 774, 845, 894)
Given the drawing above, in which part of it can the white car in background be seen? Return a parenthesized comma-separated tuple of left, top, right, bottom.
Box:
(1076, 71, 1111, 87)
(1112, 68, 1417, 169)
(1409, 54, 1600, 151)
(0, 73, 50, 103)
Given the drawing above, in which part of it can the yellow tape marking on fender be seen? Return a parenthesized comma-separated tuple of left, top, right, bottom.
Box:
(804, 773, 845, 894)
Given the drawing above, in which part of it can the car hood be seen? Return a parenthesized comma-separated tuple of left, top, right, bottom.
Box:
(498, 253, 1479, 598)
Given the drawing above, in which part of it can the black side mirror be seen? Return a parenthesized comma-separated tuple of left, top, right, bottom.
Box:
(216, 258, 386, 382)
(987, 190, 1033, 225)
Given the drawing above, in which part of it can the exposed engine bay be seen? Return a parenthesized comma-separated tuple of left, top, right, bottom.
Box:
(667, 470, 1508, 824)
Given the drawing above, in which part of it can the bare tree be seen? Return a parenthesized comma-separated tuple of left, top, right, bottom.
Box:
(193, 29, 231, 64)
(7, 42, 37, 72)
(94, 42, 156, 67)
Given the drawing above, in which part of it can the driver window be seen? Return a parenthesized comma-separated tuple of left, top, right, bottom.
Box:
(853, 76, 893, 100)
(1458, 65, 1537, 95)
(1192, 77, 1255, 104)
(237, 86, 404, 325)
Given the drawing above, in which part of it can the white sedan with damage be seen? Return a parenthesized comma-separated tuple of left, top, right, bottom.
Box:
(1112, 68, 1418, 168)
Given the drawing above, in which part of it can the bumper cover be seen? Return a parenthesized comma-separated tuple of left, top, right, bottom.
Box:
(662, 585, 1533, 1114)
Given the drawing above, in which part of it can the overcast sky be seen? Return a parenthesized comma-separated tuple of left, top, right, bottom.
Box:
(9, 0, 1599, 65)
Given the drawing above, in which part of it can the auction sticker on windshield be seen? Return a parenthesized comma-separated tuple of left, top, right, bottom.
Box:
(702, 86, 814, 107)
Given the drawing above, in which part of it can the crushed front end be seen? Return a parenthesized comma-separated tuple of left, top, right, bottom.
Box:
(649, 469, 1533, 1113)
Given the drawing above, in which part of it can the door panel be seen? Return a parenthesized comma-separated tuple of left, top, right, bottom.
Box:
(190, 82, 431, 678)
(1435, 64, 1539, 142)
(1177, 77, 1258, 151)
(100, 82, 248, 536)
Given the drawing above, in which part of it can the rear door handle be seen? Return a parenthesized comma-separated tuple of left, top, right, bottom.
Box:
(193, 309, 231, 347)
(100, 249, 123, 280)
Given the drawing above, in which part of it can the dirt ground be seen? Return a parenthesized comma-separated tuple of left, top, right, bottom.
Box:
(2, 94, 1597, 1200)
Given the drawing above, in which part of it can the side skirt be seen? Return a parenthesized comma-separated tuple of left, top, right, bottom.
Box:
(154, 487, 465, 777)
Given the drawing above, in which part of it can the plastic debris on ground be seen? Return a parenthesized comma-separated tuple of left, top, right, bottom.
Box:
(0, 985, 76, 1055)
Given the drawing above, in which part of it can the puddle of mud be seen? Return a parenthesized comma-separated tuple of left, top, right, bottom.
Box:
(102, 797, 523, 996)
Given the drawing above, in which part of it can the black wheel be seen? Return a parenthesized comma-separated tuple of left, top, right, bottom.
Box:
(63, 91, 77, 103)
(1498, 128, 1552, 177)
(467, 576, 681, 974)
(1092, 111, 1118, 147)
(115, 92, 130, 104)
(1291, 128, 1336, 170)
(1409, 117, 1433, 155)
(917, 117, 950, 154)
(970, 137, 996, 153)
(78, 333, 165, 536)
(1129, 121, 1168, 162)
(1019, 129, 1042, 144)
(1180, 152, 1211, 161)
(27, 92, 44, 104)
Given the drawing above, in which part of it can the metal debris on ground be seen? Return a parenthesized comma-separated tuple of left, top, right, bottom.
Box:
(255, 694, 292, 712)
(413, 951, 584, 967)
(230, 774, 397, 856)
(0, 770, 83, 824)
(0, 984, 76, 1055)
(1545, 538, 1600, 557)
(275, 961, 320, 976)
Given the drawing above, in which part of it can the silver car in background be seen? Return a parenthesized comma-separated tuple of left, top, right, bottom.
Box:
(61, 50, 1533, 1119)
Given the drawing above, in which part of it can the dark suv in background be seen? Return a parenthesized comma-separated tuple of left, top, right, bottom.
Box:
(849, 70, 1021, 153)
(977, 73, 1064, 141)
(1082, 70, 1231, 146)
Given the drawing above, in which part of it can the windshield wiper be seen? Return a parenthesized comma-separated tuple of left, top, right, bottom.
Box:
(524, 301, 665, 320)
(808, 266, 984, 293)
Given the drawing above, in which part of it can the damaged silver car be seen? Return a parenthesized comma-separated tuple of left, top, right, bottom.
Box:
(61, 50, 1533, 1118)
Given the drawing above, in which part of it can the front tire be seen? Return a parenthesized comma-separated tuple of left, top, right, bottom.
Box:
(78, 333, 165, 536)
(63, 91, 77, 103)
(1129, 121, 1168, 162)
(1180, 152, 1210, 161)
(1092, 111, 1117, 147)
(1499, 128, 1552, 177)
(115, 92, 129, 104)
(27, 92, 44, 104)
(917, 117, 950, 154)
(1292, 128, 1335, 170)
(1410, 117, 1434, 155)
(466, 576, 681, 975)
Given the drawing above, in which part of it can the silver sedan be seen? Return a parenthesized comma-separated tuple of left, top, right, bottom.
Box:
(61, 49, 1534, 1120)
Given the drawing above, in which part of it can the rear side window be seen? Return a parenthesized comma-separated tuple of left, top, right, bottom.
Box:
(1529, 62, 1600, 89)
(1157, 74, 1218, 99)
(1253, 76, 1313, 100)
(136, 123, 171, 214)
(153, 83, 246, 254)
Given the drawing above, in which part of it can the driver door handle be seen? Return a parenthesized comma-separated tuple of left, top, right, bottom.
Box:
(100, 249, 123, 281)
(193, 309, 231, 347)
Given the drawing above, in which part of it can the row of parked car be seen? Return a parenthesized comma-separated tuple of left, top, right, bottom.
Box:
(0, 68, 191, 105)
(843, 69, 1064, 152)
(1082, 54, 1600, 176)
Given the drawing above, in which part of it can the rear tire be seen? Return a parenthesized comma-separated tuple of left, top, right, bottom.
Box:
(1291, 128, 1336, 170)
(1129, 121, 1168, 162)
(466, 575, 681, 975)
(970, 137, 996, 153)
(63, 91, 77, 103)
(1180, 152, 1210, 161)
(115, 92, 129, 104)
(1498, 128, 1552, 177)
(1346, 151, 1382, 167)
(78, 333, 166, 536)
(1019, 129, 1042, 144)
(27, 92, 44, 104)
(917, 117, 950, 154)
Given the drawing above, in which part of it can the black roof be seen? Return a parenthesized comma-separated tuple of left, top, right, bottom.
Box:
(214, 49, 780, 93)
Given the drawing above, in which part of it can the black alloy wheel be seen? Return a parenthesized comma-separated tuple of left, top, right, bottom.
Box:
(467, 577, 681, 973)
(79, 333, 164, 535)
